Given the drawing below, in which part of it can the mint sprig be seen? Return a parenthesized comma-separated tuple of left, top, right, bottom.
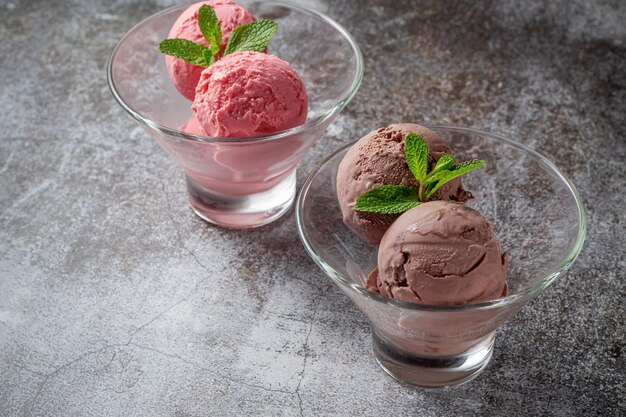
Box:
(354, 185, 420, 214)
(223, 19, 278, 55)
(157, 38, 214, 67)
(423, 159, 485, 199)
(354, 132, 485, 214)
(157, 5, 277, 68)
(404, 132, 429, 185)
(430, 154, 455, 175)
(198, 4, 222, 57)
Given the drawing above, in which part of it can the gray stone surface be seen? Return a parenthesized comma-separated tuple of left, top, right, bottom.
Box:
(1, 0, 624, 415)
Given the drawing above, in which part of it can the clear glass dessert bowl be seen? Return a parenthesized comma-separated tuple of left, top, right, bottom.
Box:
(296, 126, 586, 388)
(107, 1, 363, 228)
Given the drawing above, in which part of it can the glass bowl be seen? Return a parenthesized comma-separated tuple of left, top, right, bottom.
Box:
(107, 1, 363, 228)
(296, 126, 586, 388)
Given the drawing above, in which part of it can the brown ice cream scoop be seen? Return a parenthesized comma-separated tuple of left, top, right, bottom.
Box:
(336, 124, 471, 244)
(369, 200, 508, 305)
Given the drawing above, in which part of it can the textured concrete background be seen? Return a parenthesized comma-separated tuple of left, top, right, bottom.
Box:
(1, 0, 625, 416)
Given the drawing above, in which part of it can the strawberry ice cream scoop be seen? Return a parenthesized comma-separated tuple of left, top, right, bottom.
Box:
(192, 51, 308, 138)
(166, 0, 255, 101)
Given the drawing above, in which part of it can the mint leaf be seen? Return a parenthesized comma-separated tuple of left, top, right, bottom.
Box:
(404, 133, 429, 183)
(429, 154, 455, 176)
(157, 39, 211, 67)
(203, 49, 215, 67)
(223, 19, 278, 56)
(198, 4, 222, 57)
(425, 159, 485, 199)
(355, 185, 421, 214)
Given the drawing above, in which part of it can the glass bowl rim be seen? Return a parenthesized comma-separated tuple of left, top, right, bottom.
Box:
(106, 1, 364, 144)
(296, 125, 587, 312)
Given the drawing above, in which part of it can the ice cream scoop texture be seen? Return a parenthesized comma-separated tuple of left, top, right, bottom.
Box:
(166, 0, 256, 100)
(192, 51, 308, 137)
(370, 201, 508, 305)
(336, 124, 471, 243)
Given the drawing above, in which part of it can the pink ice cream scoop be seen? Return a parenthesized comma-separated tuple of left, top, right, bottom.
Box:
(192, 51, 308, 138)
(166, 0, 255, 101)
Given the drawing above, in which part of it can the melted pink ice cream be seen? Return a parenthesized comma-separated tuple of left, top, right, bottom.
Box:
(179, 115, 303, 195)
(180, 114, 206, 135)
(166, 0, 255, 100)
(192, 51, 308, 138)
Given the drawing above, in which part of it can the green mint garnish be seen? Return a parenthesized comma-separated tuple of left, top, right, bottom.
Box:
(203, 49, 215, 67)
(198, 4, 222, 57)
(355, 185, 420, 214)
(354, 132, 485, 214)
(429, 154, 455, 175)
(223, 19, 278, 56)
(156, 5, 278, 68)
(157, 38, 214, 67)
(404, 132, 429, 184)
(424, 159, 485, 199)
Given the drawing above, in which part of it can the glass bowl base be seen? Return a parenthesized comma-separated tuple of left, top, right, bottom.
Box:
(186, 170, 296, 229)
(372, 330, 495, 388)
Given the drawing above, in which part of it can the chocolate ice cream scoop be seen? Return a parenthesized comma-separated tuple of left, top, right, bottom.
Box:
(336, 124, 471, 244)
(368, 200, 508, 305)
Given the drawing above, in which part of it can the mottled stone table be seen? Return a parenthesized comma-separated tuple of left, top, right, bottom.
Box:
(1, 0, 624, 416)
